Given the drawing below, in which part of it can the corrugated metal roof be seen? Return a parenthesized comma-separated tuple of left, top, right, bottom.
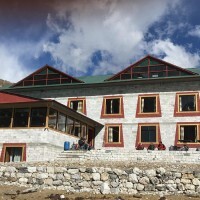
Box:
(78, 74, 112, 83)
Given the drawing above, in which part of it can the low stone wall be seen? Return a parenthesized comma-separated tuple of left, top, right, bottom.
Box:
(0, 163, 200, 196)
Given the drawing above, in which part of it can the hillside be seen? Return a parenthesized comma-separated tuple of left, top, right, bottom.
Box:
(0, 79, 13, 87)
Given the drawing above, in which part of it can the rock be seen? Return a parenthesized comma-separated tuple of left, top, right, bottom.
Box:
(109, 174, 118, 179)
(20, 188, 37, 194)
(192, 178, 200, 186)
(18, 178, 28, 184)
(100, 182, 110, 194)
(53, 180, 63, 186)
(149, 177, 159, 185)
(113, 169, 124, 176)
(185, 184, 195, 190)
(47, 167, 55, 174)
(180, 178, 191, 184)
(145, 184, 155, 191)
(92, 181, 103, 186)
(68, 169, 79, 174)
(92, 173, 100, 181)
(136, 183, 144, 191)
(101, 172, 109, 181)
(133, 167, 142, 175)
(111, 181, 119, 188)
(44, 178, 53, 186)
(129, 174, 138, 183)
(17, 167, 28, 173)
(174, 172, 182, 178)
(193, 171, 200, 178)
(5, 167, 16, 173)
(132, 194, 142, 198)
(4, 190, 18, 195)
(37, 173, 48, 179)
(145, 169, 156, 177)
(126, 182, 133, 188)
(139, 177, 149, 185)
(78, 181, 90, 187)
(125, 169, 133, 174)
(54, 167, 67, 173)
(156, 167, 166, 175)
(156, 184, 166, 191)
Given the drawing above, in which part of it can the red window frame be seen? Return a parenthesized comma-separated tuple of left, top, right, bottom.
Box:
(101, 96, 124, 118)
(67, 98, 87, 115)
(174, 92, 200, 117)
(174, 122, 200, 148)
(135, 94, 162, 118)
(135, 123, 161, 148)
(103, 124, 124, 147)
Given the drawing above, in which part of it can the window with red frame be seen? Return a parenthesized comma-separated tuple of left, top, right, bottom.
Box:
(174, 93, 200, 117)
(136, 94, 161, 118)
(68, 98, 86, 114)
(104, 124, 124, 147)
(101, 96, 124, 118)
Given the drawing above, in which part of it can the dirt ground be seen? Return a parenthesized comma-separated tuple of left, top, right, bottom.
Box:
(0, 185, 200, 200)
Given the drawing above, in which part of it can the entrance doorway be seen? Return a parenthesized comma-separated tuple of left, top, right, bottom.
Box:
(88, 127, 95, 147)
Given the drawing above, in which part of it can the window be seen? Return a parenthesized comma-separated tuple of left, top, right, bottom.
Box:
(48, 108, 57, 129)
(68, 98, 86, 114)
(0, 143, 26, 162)
(103, 124, 124, 147)
(174, 92, 200, 117)
(57, 113, 66, 132)
(175, 123, 200, 147)
(136, 94, 161, 118)
(66, 117, 74, 135)
(0, 108, 12, 127)
(101, 96, 124, 118)
(30, 107, 47, 127)
(13, 108, 29, 127)
(135, 123, 161, 147)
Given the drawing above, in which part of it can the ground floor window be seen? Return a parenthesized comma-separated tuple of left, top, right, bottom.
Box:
(141, 126, 157, 142)
(0, 143, 26, 162)
(175, 123, 200, 148)
(104, 124, 124, 147)
(135, 123, 161, 148)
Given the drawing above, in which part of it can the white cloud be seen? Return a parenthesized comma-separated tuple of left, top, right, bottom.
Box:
(150, 39, 200, 68)
(188, 25, 200, 38)
(43, 0, 181, 76)
(0, 45, 30, 82)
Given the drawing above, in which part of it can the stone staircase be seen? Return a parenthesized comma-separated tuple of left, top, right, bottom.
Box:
(56, 149, 200, 163)
(56, 150, 88, 161)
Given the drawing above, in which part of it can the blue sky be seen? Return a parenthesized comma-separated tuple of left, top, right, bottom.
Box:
(1, 0, 200, 82)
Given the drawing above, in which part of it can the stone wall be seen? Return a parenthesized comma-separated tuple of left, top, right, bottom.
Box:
(0, 163, 200, 196)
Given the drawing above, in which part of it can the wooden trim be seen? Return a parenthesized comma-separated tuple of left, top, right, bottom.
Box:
(135, 94, 162, 118)
(174, 122, 200, 148)
(135, 123, 161, 148)
(101, 96, 124, 118)
(0, 143, 26, 162)
(103, 124, 124, 147)
(174, 92, 200, 117)
(67, 98, 87, 115)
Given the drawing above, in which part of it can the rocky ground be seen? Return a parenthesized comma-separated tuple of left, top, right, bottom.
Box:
(0, 185, 200, 200)
(0, 160, 200, 200)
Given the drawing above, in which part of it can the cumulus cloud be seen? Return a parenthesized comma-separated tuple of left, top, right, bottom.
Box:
(150, 39, 200, 68)
(43, 0, 181, 76)
(0, 45, 30, 82)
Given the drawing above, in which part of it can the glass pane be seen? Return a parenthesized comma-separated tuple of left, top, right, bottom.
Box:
(81, 124, 87, 138)
(180, 95, 196, 111)
(47, 79, 60, 85)
(141, 126, 156, 142)
(0, 108, 12, 127)
(34, 74, 46, 80)
(181, 125, 196, 142)
(106, 99, 120, 114)
(142, 97, 156, 113)
(48, 73, 60, 79)
(112, 127, 120, 142)
(61, 78, 71, 84)
(30, 107, 47, 127)
(121, 73, 131, 79)
(66, 117, 74, 135)
(13, 108, 29, 127)
(48, 108, 57, 129)
(34, 80, 46, 85)
(74, 121, 81, 137)
(57, 113, 66, 132)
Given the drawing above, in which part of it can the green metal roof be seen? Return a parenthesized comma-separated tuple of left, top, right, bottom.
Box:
(187, 68, 200, 74)
(78, 74, 112, 83)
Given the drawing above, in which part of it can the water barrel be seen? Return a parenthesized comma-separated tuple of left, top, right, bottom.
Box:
(64, 141, 70, 150)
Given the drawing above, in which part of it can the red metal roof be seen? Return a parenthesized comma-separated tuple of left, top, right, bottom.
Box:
(0, 92, 41, 103)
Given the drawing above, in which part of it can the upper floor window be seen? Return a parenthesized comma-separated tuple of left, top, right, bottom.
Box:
(101, 96, 124, 118)
(68, 98, 86, 115)
(136, 94, 161, 118)
(104, 124, 124, 147)
(174, 92, 200, 117)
